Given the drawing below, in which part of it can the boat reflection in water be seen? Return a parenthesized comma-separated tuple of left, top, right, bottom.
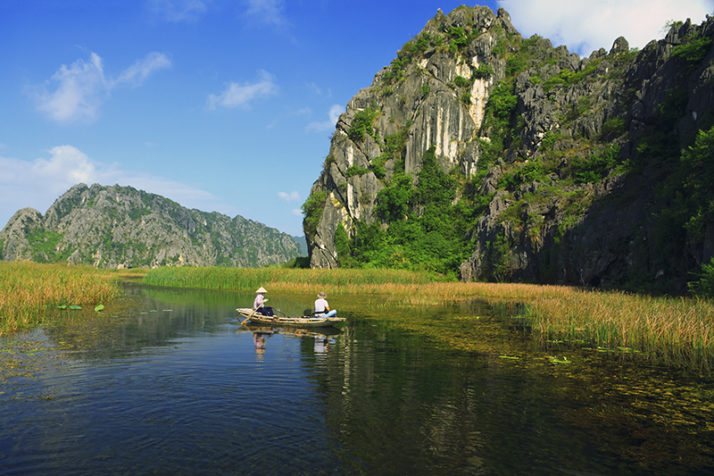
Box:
(244, 325, 339, 357)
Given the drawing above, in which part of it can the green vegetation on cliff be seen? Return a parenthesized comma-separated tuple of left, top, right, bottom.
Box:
(335, 147, 475, 277)
(305, 6, 714, 294)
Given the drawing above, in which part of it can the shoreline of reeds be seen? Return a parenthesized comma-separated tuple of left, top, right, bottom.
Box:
(142, 267, 714, 368)
(0, 262, 118, 336)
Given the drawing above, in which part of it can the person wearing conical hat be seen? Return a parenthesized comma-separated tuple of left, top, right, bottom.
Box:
(314, 291, 337, 318)
(253, 286, 274, 316)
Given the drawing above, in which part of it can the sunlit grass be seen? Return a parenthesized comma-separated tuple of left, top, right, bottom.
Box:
(143, 267, 714, 367)
(0, 262, 118, 336)
(142, 266, 442, 290)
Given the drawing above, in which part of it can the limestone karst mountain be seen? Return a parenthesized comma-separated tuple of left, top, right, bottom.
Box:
(0, 183, 300, 268)
(303, 5, 714, 293)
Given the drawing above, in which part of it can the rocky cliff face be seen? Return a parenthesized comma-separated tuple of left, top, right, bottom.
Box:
(304, 5, 714, 293)
(0, 184, 299, 268)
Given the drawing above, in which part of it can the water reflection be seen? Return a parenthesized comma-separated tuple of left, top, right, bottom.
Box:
(1, 284, 713, 474)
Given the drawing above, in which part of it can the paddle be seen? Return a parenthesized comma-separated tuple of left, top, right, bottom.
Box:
(240, 302, 263, 326)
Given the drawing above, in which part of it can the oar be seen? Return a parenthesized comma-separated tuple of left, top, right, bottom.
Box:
(240, 303, 262, 326)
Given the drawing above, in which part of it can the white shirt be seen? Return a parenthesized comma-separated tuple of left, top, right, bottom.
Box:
(314, 297, 329, 314)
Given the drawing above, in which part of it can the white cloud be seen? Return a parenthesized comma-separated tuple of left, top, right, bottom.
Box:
(114, 52, 172, 87)
(498, 0, 714, 55)
(0, 145, 224, 229)
(207, 70, 277, 110)
(31, 51, 171, 124)
(33, 52, 108, 123)
(306, 104, 344, 132)
(278, 190, 300, 201)
(291, 208, 302, 217)
(148, 0, 208, 23)
(245, 0, 289, 28)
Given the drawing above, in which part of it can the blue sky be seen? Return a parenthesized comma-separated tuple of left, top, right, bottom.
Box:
(1, 0, 712, 235)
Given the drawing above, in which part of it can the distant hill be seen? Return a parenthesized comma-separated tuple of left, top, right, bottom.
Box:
(292, 235, 308, 256)
(0, 183, 299, 268)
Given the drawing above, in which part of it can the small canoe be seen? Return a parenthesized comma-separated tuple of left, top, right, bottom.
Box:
(236, 308, 345, 328)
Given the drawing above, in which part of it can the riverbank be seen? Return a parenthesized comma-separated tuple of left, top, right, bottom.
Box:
(143, 267, 714, 369)
(0, 262, 118, 336)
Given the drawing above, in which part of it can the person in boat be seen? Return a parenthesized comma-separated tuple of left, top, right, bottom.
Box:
(314, 291, 337, 317)
(253, 287, 274, 316)
(253, 331, 269, 353)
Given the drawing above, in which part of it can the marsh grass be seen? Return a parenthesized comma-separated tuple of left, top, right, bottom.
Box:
(0, 262, 118, 336)
(142, 266, 441, 290)
(144, 267, 714, 367)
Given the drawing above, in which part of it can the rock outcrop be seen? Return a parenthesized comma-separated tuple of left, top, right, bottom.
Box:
(0, 183, 299, 268)
(303, 6, 714, 293)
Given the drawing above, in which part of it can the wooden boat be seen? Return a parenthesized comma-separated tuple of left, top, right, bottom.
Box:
(235, 308, 345, 328)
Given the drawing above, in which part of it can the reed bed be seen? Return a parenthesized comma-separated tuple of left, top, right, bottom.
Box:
(142, 266, 442, 290)
(0, 262, 118, 336)
(143, 267, 714, 365)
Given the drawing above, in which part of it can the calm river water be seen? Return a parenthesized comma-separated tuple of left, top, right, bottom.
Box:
(1, 283, 713, 474)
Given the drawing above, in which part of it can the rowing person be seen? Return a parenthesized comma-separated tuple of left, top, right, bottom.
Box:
(253, 287, 274, 316)
(314, 291, 337, 317)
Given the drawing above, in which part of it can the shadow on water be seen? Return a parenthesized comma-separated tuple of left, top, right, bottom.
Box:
(0, 283, 713, 474)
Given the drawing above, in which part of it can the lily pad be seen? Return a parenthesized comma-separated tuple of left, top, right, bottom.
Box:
(499, 355, 520, 360)
(57, 305, 67, 310)
(94, 304, 105, 312)
(69, 305, 82, 310)
(547, 356, 571, 364)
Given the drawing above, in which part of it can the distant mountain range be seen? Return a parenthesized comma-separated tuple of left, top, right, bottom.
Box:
(0, 183, 301, 268)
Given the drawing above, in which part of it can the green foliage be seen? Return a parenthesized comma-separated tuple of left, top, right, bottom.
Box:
(506, 56, 527, 76)
(688, 257, 714, 297)
(345, 165, 370, 178)
(542, 59, 603, 92)
(600, 117, 626, 140)
(453, 75, 470, 88)
(342, 147, 474, 276)
(539, 130, 561, 151)
(487, 83, 518, 123)
(472, 64, 494, 79)
(500, 158, 549, 189)
(446, 26, 469, 55)
(377, 126, 410, 173)
(383, 31, 445, 84)
(375, 173, 412, 222)
(671, 36, 712, 69)
(27, 230, 66, 262)
(420, 83, 430, 98)
(128, 207, 151, 220)
(678, 125, 714, 242)
(334, 223, 355, 267)
(483, 82, 519, 151)
(348, 106, 379, 142)
(565, 96, 592, 121)
(568, 145, 623, 184)
(301, 190, 328, 236)
(369, 157, 387, 179)
(282, 256, 310, 268)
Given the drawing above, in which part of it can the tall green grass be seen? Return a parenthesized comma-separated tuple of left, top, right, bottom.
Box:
(0, 262, 117, 336)
(142, 266, 443, 291)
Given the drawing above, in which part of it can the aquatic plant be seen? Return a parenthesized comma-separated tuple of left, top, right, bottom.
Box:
(0, 262, 117, 336)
